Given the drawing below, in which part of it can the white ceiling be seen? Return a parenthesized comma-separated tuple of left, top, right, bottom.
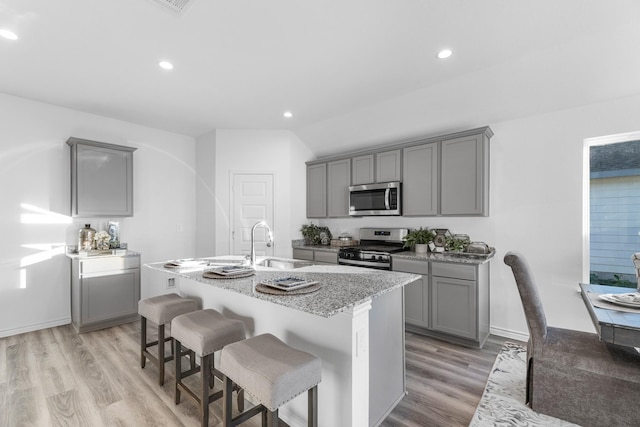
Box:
(1, 0, 640, 156)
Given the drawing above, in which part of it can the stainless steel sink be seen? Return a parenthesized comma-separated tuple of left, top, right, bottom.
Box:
(255, 258, 312, 269)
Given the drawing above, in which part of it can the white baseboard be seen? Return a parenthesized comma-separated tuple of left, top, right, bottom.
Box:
(0, 317, 71, 339)
(490, 326, 529, 343)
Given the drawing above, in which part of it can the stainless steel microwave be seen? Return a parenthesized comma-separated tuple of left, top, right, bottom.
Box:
(349, 182, 401, 216)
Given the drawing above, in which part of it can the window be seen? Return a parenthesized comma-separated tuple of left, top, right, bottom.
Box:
(586, 132, 640, 288)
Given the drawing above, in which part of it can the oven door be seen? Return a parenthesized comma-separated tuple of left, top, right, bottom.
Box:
(349, 182, 401, 216)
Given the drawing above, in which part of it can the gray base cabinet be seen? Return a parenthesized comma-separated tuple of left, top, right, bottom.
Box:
(393, 257, 490, 348)
(292, 247, 337, 264)
(70, 254, 141, 333)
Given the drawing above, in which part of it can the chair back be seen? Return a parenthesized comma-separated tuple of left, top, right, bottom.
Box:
(504, 251, 547, 346)
(632, 253, 640, 291)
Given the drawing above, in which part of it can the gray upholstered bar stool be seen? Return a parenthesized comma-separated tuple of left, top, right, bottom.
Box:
(138, 293, 199, 385)
(171, 308, 246, 427)
(219, 333, 322, 427)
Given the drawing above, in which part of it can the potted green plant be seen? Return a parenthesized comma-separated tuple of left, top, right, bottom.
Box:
(403, 227, 435, 253)
(300, 224, 332, 245)
(445, 235, 467, 253)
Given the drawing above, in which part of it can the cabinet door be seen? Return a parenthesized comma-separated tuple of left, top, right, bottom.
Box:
(352, 154, 375, 185)
(441, 134, 488, 215)
(376, 150, 401, 183)
(431, 275, 477, 340)
(327, 159, 351, 217)
(306, 163, 327, 218)
(81, 269, 140, 325)
(404, 275, 429, 327)
(402, 143, 438, 216)
(68, 138, 136, 217)
(392, 258, 430, 328)
(314, 250, 338, 264)
(292, 248, 314, 261)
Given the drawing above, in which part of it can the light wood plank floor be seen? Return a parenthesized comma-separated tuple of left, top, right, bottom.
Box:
(0, 322, 515, 426)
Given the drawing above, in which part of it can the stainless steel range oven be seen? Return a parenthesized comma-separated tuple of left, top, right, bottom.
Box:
(338, 227, 409, 270)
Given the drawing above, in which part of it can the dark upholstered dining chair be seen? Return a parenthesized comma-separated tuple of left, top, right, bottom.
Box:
(504, 251, 640, 427)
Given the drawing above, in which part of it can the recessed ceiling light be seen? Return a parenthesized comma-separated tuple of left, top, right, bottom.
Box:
(283, 111, 293, 118)
(158, 60, 174, 70)
(437, 49, 453, 59)
(0, 29, 18, 41)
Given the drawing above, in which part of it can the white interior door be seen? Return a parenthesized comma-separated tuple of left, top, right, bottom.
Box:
(231, 173, 275, 257)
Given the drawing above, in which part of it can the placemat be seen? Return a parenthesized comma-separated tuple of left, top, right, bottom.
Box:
(255, 283, 320, 295)
(202, 270, 255, 279)
(587, 291, 640, 313)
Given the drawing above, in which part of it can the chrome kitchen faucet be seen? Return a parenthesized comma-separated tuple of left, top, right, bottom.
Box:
(249, 221, 273, 267)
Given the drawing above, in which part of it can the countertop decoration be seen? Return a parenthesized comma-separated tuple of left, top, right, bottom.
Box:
(300, 223, 332, 245)
(94, 230, 111, 250)
(403, 227, 435, 254)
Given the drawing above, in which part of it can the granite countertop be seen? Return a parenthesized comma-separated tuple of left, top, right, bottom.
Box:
(291, 243, 340, 252)
(66, 250, 140, 259)
(145, 256, 420, 318)
(292, 241, 495, 265)
(393, 250, 495, 265)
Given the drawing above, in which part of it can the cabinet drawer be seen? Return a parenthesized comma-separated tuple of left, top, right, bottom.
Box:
(80, 256, 139, 274)
(314, 250, 337, 264)
(432, 262, 475, 281)
(392, 258, 429, 275)
(292, 248, 314, 261)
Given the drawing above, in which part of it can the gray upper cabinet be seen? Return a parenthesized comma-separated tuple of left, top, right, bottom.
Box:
(67, 137, 136, 217)
(376, 149, 401, 183)
(327, 159, 351, 217)
(440, 132, 490, 216)
(352, 154, 374, 185)
(402, 142, 438, 216)
(307, 163, 327, 218)
(306, 126, 492, 218)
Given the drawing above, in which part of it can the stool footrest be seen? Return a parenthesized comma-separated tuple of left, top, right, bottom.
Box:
(231, 404, 266, 426)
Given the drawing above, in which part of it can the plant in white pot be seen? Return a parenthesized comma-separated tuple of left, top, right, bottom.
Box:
(403, 227, 435, 254)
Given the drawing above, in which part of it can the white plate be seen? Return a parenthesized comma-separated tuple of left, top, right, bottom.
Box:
(598, 293, 640, 308)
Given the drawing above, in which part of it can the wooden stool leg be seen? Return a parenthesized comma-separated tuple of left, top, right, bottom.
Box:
(308, 385, 318, 427)
(158, 323, 166, 386)
(201, 354, 211, 427)
(209, 354, 215, 389)
(222, 376, 233, 427)
(175, 339, 182, 404)
(265, 409, 278, 427)
(140, 316, 147, 368)
(237, 388, 245, 412)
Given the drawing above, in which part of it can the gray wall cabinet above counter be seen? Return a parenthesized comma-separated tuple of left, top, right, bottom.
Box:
(306, 126, 493, 218)
(67, 137, 137, 218)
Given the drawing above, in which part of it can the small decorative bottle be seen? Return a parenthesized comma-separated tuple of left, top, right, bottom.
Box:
(78, 224, 96, 251)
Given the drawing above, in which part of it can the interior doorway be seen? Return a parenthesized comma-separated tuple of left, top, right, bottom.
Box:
(230, 173, 275, 257)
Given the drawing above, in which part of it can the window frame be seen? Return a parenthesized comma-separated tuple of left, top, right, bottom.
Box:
(583, 130, 640, 283)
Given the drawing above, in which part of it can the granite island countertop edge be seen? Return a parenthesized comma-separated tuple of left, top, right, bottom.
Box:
(145, 260, 420, 318)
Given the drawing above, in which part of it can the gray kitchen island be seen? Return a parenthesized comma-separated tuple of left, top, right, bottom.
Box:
(145, 256, 419, 427)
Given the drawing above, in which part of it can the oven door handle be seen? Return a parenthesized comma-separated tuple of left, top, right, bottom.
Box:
(338, 259, 390, 269)
(385, 188, 390, 210)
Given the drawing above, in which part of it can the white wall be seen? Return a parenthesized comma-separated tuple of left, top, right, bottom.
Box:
(213, 130, 314, 257)
(195, 130, 217, 257)
(0, 93, 197, 337)
(314, 93, 640, 339)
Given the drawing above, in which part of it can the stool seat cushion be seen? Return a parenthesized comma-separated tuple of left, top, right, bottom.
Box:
(219, 333, 321, 411)
(138, 293, 198, 325)
(171, 309, 245, 357)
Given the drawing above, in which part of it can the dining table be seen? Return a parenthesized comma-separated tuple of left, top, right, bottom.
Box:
(579, 283, 640, 348)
